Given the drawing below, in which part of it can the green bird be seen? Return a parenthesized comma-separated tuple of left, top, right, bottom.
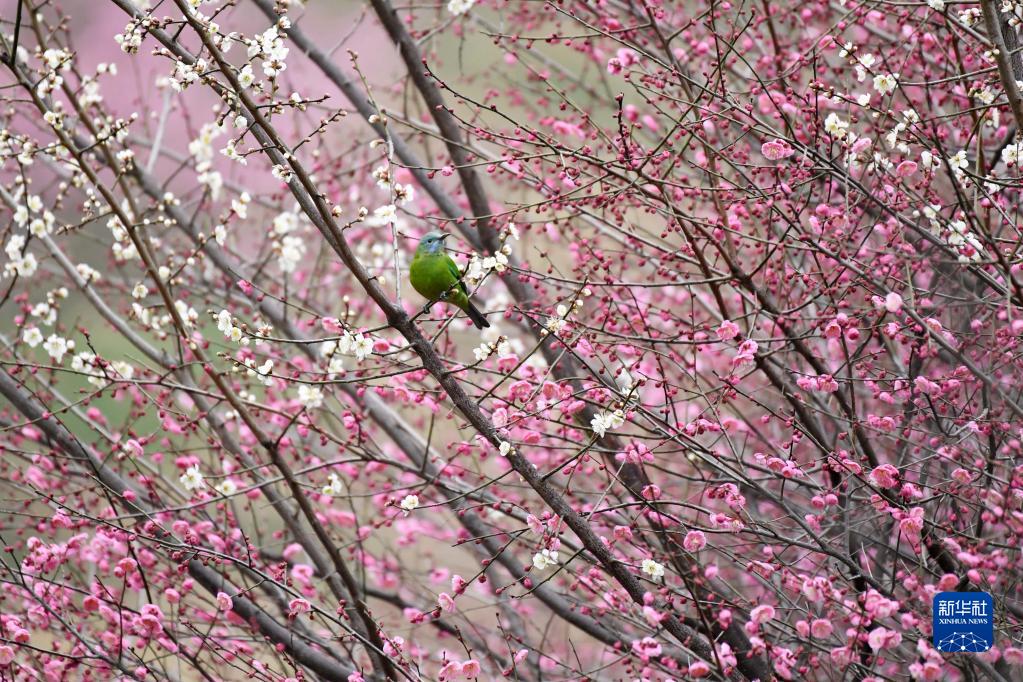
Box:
(409, 231, 490, 329)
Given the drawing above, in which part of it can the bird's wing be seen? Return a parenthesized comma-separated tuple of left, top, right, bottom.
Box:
(446, 255, 469, 295)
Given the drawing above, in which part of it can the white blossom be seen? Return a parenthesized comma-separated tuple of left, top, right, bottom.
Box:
(111, 361, 134, 381)
(872, 73, 898, 96)
(297, 384, 324, 409)
(960, 7, 982, 25)
(473, 342, 493, 362)
(641, 559, 665, 580)
(180, 465, 205, 491)
(215, 478, 238, 496)
(1002, 140, 1023, 166)
(31, 303, 55, 325)
(5, 253, 39, 278)
(322, 473, 344, 496)
(217, 309, 233, 334)
(174, 300, 199, 328)
(920, 150, 940, 170)
(271, 164, 293, 182)
(279, 235, 305, 273)
(374, 204, 397, 224)
(854, 53, 875, 82)
(544, 305, 569, 335)
(399, 494, 420, 513)
(949, 149, 969, 177)
(824, 113, 850, 140)
(244, 358, 273, 387)
(394, 183, 414, 205)
(43, 335, 69, 363)
(221, 138, 246, 165)
(590, 409, 625, 438)
(532, 548, 559, 571)
(76, 263, 101, 282)
(448, 0, 476, 14)
(351, 333, 373, 361)
(237, 64, 255, 89)
(23, 327, 43, 348)
(231, 192, 251, 219)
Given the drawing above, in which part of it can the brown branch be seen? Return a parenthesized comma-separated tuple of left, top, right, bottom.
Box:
(981, 0, 1023, 132)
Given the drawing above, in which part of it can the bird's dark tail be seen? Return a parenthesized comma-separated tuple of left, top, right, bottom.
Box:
(464, 301, 490, 329)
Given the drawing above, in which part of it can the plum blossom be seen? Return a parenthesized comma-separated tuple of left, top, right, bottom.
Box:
(872, 73, 898, 96)
(641, 558, 665, 580)
(732, 339, 759, 367)
(216, 591, 233, 611)
(717, 319, 740, 340)
(750, 604, 775, 625)
(399, 494, 420, 513)
(824, 113, 850, 139)
(631, 637, 662, 660)
(23, 327, 43, 348)
(43, 335, 69, 363)
(761, 139, 795, 160)
(180, 466, 205, 491)
(297, 384, 324, 409)
(532, 548, 559, 571)
(215, 479, 238, 496)
(883, 292, 903, 313)
(447, 0, 476, 15)
(374, 204, 397, 224)
(870, 464, 900, 489)
(591, 409, 625, 438)
(867, 626, 902, 651)
(683, 530, 707, 551)
(322, 473, 344, 496)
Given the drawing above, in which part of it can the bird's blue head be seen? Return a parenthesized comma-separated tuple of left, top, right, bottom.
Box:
(417, 231, 450, 254)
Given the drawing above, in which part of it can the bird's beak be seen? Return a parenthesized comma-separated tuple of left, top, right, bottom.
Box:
(439, 233, 452, 240)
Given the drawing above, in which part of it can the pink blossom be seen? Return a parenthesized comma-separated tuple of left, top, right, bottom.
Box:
(733, 339, 759, 367)
(869, 464, 899, 489)
(688, 660, 711, 677)
(896, 160, 918, 177)
(750, 604, 775, 625)
(631, 636, 663, 660)
(288, 598, 311, 617)
(810, 619, 834, 638)
(761, 139, 795, 160)
(121, 438, 144, 458)
(216, 592, 233, 612)
(717, 319, 740, 340)
(867, 626, 902, 651)
(683, 530, 707, 551)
